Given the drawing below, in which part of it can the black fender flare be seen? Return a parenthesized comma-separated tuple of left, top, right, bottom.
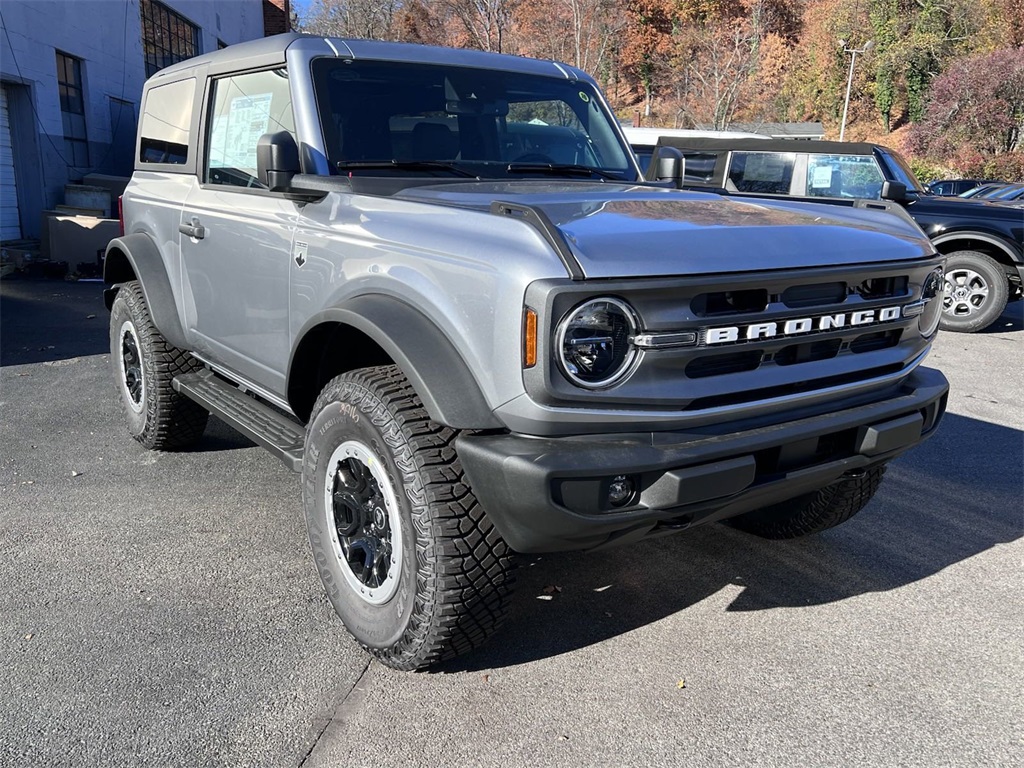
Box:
(289, 295, 502, 430)
(103, 233, 188, 350)
(931, 231, 1023, 265)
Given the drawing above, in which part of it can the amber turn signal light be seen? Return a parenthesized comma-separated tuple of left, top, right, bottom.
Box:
(523, 308, 538, 368)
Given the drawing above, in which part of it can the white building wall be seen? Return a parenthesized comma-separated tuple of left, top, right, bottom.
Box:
(0, 0, 268, 238)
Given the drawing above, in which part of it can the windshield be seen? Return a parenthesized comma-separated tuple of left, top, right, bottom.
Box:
(311, 58, 637, 181)
(879, 149, 926, 193)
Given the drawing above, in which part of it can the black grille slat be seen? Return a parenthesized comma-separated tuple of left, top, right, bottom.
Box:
(772, 339, 842, 366)
(686, 351, 763, 379)
(856, 276, 909, 300)
(851, 329, 902, 353)
(691, 289, 768, 317)
(781, 282, 847, 308)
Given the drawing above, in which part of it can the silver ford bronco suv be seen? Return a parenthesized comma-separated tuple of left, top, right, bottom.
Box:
(105, 33, 949, 670)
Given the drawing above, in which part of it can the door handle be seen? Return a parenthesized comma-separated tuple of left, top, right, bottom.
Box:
(179, 216, 206, 240)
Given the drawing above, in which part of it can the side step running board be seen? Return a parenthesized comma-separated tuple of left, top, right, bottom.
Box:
(173, 369, 304, 472)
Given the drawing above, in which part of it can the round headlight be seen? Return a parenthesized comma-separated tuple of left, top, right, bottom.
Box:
(555, 297, 639, 388)
(919, 267, 944, 337)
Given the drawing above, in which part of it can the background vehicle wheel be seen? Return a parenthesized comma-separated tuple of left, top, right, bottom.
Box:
(109, 281, 208, 449)
(940, 251, 1009, 333)
(302, 365, 516, 671)
(725, 465, 886, 539)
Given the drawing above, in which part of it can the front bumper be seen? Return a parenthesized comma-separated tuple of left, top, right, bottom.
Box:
(457, 366, 948, 553)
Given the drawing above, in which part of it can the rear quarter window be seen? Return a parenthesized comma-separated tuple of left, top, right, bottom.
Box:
(680, 152, 719, 184)
(727, 152, 794, 194)
(139, 78, 196, 165)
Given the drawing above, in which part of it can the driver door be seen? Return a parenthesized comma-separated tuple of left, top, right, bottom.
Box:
(179, 67, 299, 396)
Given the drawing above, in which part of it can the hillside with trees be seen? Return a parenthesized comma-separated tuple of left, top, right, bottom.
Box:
(299, 0, 1024, 180)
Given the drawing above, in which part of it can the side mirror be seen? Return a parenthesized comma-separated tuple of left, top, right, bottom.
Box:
(652, 147, 686, 188)
(880, 180, 908, 203)
(257, 131, 300, 192)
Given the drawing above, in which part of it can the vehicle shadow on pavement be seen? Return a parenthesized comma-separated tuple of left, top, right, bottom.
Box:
(1, 279, 108, 366)
(980, 300, 1023, 334)
(441, 412, 1023, 672)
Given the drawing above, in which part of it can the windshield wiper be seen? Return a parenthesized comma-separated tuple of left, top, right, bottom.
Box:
(506, 162, 621, 181)
(336, 160, 477, 178)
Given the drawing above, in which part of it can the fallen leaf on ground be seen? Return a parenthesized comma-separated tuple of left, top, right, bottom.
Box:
(677, 679, 686, 689)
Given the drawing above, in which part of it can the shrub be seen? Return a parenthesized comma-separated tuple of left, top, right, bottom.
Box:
(908, 158, 951, 185)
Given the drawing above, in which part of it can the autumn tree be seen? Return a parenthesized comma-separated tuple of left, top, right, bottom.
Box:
(621, 0, 675, 117)
(300, 0, 404, 40)
(514, 0, 622, 76)
(908, 46, 1024, 170)
(439, 0, 522, 52)
(668, 0, 802, 128)
(393, 0, 450, 45)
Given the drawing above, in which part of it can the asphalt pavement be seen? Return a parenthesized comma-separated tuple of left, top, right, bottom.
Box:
(1, 277, 1021, 767)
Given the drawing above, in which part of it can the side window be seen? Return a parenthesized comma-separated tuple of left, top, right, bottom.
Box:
(139, 78, 195, 165)
(681, 152, 720, 184)
(206, 68, 295, 188)
(727, 152, 795, 194)
(806, 154, 885, 199)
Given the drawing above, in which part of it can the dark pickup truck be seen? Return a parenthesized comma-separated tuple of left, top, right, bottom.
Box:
(644, 137, 1024, 333)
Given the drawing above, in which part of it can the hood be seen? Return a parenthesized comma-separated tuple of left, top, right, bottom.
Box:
(397, 182, 933, 279)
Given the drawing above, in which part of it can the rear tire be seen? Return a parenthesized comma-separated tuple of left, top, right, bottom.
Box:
(725, 465, 886, 539)
(940, 251, 1009, 333)
(302, 365, 516, 671)
(109, 281, 208, 449)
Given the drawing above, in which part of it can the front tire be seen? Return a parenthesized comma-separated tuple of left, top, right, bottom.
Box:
(302, 366, 516, 671)
(725, 465, 886, 539)
(109, 281, 208, 449)
(940, 251, 1009, 333)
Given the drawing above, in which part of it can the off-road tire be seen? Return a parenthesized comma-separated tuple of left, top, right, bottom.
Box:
(109, 281, 208, 449)
(726, 465, 886, 539)
(302, 365, 516, 671)
(940, 250, 1009, 333)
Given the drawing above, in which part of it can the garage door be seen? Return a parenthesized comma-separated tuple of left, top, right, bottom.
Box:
(1, 84, 21, 241)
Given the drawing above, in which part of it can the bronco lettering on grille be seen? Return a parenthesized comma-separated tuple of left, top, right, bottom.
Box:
(705, 305, 904, 345)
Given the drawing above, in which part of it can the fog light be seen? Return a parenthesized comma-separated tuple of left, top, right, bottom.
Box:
(608, 475, 636, 508)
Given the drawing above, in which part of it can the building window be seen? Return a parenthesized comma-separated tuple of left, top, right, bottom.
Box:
(56, 52, 89, 168)
(141, 0, 201, 78)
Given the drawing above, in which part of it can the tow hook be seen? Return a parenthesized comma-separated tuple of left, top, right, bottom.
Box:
(844, 468, 867, 479)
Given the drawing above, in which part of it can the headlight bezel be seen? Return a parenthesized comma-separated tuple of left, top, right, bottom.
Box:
(919, 266, 945, 337)
(553, 296, 641, 390)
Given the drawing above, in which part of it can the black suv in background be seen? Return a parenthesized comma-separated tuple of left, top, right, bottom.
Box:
(644, 137, 1024, 333)
(928, 179, 1001, 197)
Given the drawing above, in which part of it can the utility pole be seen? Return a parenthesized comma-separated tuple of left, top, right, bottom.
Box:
(839, 39, 874, 142)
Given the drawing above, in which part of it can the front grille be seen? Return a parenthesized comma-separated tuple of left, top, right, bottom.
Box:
(532, 256, 941, 413)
